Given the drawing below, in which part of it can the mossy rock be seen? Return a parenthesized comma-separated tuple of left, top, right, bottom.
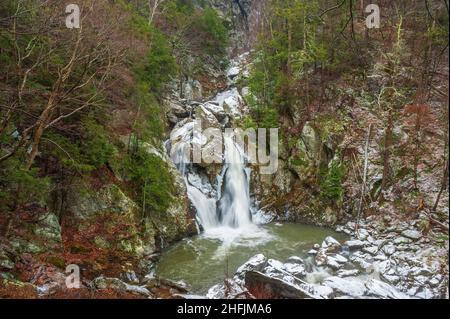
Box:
(94, 236, 111, 250)
(0, 250, 15, 270)
(70, 244, 92, 254)
(46, 255, 66, 269)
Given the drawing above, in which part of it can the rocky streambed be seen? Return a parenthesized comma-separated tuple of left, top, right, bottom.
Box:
(206, 216, 448, 299)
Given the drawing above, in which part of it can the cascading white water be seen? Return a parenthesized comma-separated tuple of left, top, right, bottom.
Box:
(171, 140, 218, 230)
(171, 132, 252, 232)
(168, 52, 262, 238)
(217, 135, 252, 228)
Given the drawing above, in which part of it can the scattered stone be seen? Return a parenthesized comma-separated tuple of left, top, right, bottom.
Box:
(333, 254, 349, 264)
(345, 240, 366, 250)
(323, 276, 367, 298)
(393, 237, 412, 245)
(401, 229, 422, 241)
(357, 229, 370, 240)
(381, 274, 401, 285)
(315, 249, 328, 266)
(93, 277, 151, 297)
(323, 237, 342, 252)
(363, 246, 379, 256)
(284, 263, 307, 277)
(365, 279, 410, 299)
(382, 244, 396, 256)
(350, 254, 373, 270)
(326, 257, 344, 270)
(337, 269, 361, 278)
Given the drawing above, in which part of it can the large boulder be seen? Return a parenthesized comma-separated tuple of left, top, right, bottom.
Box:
(244, 271, 333, 299)
(64, 183, 156, 266)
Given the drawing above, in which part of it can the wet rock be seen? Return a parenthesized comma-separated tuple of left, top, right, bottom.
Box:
(227, 66, 240, 80)
(365, 279, 410, 299)
(336, 226, 345, 233)
(284, 263, 307, 277)
(356, 229, 370, 241)
(382, 244, 396, 256)
(326, 257, 344, 270)
(167, 100, 189, 120)
(350, 253, 373, 270)
(244, 271, 333, 299)
(363, 246, 379, 256)
(284, 257, 306, 277)
(401, 229, 422, 241)
(322, 236, 342, 253)
(337, 269, 361, 278)
(393, 237, 412, 245)
(323, 276, 367, 298)
(202, 102, 226, 122)
(207, 279, 250, 299)
(93, 277, 151, 297)
(315, 249, 328, 266)
(332, 254, 349, 264)
(345, 240, 366, 250)
(234, 254, 267, 283)
(195, 105, 221, 129)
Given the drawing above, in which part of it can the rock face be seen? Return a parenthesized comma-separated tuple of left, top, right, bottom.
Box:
(250, 119, 343, 227)
(65, 183, 155, 260)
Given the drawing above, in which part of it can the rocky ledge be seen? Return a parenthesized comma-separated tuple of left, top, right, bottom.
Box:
(207, 216, 449, 299)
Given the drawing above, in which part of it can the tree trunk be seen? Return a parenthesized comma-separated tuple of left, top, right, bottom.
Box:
(380, 111, 393, 198)
(357, 123, 373, 226)
(25, 96, 55, 170)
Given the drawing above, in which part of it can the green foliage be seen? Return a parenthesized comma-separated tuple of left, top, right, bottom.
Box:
(121, 145, 174, 217)
(135, 28, 177, 94)
(320, 159, 345, 203)
(246, 94, 279, 128)
(0, 157, 50, 209)
(132, 83, 167, 142)
(43, 117, 116, 173)
(196, 7, 228, 57)
(317, 117, 345, 141)
(82, 118, 117, 169)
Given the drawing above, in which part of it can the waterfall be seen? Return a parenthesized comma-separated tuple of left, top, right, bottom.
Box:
(169, 52, 257, 235)
(217, 135, 252, 228)
(171, 132, 252, 232)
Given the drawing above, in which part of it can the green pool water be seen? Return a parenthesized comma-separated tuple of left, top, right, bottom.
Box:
(156, 223, 347, 294)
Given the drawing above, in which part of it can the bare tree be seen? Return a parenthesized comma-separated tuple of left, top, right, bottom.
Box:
(148, 0, 167, 26)
(0, 0, 125, 168)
